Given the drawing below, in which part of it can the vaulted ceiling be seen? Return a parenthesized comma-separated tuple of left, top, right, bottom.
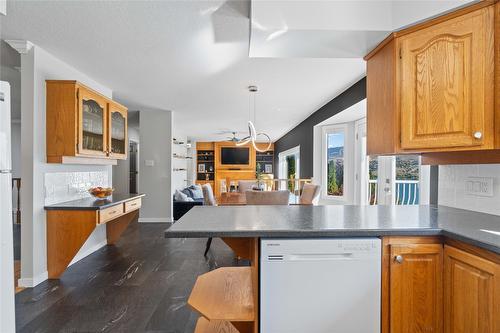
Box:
(1, 0, 471, 140)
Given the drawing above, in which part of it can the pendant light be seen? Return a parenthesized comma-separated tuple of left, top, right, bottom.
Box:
(236, 85, 272, 152)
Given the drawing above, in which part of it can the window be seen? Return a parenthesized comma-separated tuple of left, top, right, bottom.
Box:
(278, 146, 300, 193)
(322, 125, 347, 199)
(395, 155, 420, 205)
(368, 157, 378, 205)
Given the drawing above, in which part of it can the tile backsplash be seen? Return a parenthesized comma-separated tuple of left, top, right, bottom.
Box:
(439, 164, 500, 216)
(45, 171, 109, 205)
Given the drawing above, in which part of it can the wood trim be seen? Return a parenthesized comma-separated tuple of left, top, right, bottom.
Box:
(215, 141, 256, 171)
(196, 142, 215, 150)
(365, 0, 497, 60)
(47, 210, 97, 278)
(421, 149, 500, 165)
(495, 1, 500, 147)
(106, 210, 138, 245)
(47, 155, 118, 165)
(46, 80, 127, 109)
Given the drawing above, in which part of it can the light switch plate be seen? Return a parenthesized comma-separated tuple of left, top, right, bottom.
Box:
(465, 177, 494, 197)
(145, 159, 155, 167)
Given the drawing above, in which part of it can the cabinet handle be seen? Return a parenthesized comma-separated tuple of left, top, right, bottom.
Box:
(473, 131, 482, 139)
(394, 255, 404, 263)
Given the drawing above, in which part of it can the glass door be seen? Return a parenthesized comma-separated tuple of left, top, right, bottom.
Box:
(78, 88, 107, 156)
(108, 102, 127, 159)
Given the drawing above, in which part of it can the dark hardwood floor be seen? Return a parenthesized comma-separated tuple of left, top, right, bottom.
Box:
(15, 222, 245, 333)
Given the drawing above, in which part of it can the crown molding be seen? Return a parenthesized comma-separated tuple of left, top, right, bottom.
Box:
(4, 40, 34, 54)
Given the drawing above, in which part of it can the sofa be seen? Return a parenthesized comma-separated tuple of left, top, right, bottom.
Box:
(173, 184, 204, 221)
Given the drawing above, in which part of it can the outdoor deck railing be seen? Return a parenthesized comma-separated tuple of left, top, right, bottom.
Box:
(368, 179, 419, 205)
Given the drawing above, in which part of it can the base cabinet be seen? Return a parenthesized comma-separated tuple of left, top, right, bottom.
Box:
(389, 242, 443, 333)
(444, 245, 500, 333)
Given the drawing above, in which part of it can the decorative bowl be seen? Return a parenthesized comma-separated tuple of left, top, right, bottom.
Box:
(89, 187, 114, 199)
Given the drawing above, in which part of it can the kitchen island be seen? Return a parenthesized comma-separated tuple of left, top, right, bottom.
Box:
(165, 205, 500, 333)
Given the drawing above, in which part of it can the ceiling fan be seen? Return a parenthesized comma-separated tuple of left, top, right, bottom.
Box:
(227, 131, 240, 142)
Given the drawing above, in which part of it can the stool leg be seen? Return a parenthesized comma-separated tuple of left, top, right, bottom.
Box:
(204, 237, 213, 256)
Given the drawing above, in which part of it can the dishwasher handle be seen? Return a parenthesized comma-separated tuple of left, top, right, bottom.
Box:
(286, 253, 355, 261)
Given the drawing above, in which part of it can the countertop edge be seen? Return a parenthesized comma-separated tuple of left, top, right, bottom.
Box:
(44, 193, 145, 211)
(164, 228, 500, 255)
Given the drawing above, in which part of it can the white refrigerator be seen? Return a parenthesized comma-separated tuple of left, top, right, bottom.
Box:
(0, 81, 15, 332)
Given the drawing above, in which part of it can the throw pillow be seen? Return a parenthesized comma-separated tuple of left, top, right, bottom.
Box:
(174, 189, 193, 202)
(188, 184, 204, 199)
(181, 188, 194, 198)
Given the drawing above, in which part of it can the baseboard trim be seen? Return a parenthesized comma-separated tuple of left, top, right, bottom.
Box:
(69, 240, 108, 266)
(138, 217, 173, 223)
(18, 271, 48, 288)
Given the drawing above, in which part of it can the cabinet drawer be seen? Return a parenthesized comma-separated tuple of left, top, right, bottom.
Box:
(99, 204, 124, 223)
(125, 198, 141, 213)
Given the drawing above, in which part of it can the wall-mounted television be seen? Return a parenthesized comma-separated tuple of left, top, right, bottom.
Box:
(221, 147, 250, 165)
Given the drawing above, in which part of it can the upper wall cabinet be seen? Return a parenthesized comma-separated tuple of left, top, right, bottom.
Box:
(46, 80, 128, 164)
(365, 2, 498, 156)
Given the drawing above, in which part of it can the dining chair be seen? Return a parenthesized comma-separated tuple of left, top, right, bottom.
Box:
(238, 180, 256, 193)
(299, 183, 320, 205)
(202, 183, 216, 256)
(245, 190, 290, 205)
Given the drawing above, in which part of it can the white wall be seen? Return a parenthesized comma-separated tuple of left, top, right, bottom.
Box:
(138, 109, 173, 222)
(10, 121, 21, 177)
(112, 119, 140, 194)
(439, 164, 500, 216)
(19, 45, 113, 287)
(11, 122, 21, 214)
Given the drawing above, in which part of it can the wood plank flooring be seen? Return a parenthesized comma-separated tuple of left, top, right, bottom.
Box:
(15, 222, 246, 333)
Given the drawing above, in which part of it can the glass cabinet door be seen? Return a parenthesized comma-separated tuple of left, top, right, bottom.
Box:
(109, 105, 127, 158)
(79, 91, 107, 155)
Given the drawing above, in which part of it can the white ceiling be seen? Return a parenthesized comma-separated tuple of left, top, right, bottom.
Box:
(1, 0, 471, 141)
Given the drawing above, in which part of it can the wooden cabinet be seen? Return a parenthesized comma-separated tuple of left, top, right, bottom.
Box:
(387, 240, 443, 333)
(78, 86, 108, 157)
(46, 80, 128, 164)
(108, 101, 128, 159)
(366, 2, 498, 156)
(444, 245, 500, 333)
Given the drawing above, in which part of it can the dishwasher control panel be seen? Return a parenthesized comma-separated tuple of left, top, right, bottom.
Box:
(261, 238, 381, 262)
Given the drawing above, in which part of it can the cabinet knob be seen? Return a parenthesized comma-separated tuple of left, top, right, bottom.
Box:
(473, 131, 482, 139)
(394, 255, 404, 263)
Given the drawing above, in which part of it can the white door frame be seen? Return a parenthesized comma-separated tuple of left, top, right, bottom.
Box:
(278, 146, 300, 189)
(354, 119, 367, 205)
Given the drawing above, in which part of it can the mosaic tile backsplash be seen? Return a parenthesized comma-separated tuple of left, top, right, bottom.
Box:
(44, 171, 109, 205)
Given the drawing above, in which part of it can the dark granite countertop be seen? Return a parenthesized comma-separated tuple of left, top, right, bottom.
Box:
(165, 205, 500, 254)
(44, 193, 145, 211)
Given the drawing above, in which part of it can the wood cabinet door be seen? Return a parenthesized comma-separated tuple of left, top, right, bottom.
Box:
(107, 102, 128, 160)
(390, 243, 443, 333)
(77, 87, 108, 157)
(444, 245, 500, 333)
(399, 7, 494, 150)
